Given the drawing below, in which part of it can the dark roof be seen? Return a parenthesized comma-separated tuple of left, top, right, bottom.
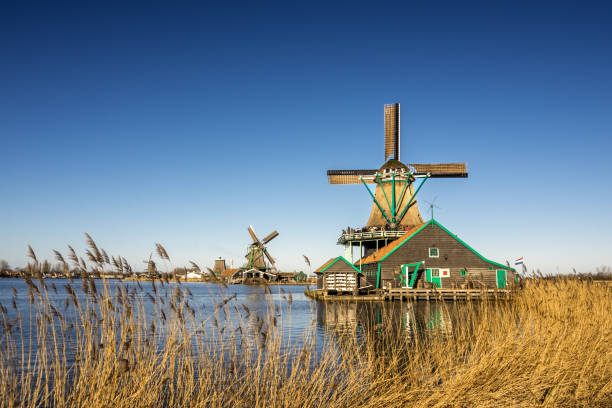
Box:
(314, 258, 337, 274)
(378, 159, 409, 172)
(315, 256, 362, 274)
(355, 219, 516, 271)
(220, 268, 241, 278)
(355, 223, 426, 265)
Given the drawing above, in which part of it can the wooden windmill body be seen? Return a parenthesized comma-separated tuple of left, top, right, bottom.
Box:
(241, 226, 280, 283)
(327, 103, 468, 263)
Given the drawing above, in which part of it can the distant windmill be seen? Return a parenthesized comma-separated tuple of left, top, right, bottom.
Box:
(246, 225, 279, 272)
(423, 197, 441, 220)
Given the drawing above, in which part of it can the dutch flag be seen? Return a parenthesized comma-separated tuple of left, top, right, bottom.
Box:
(514, 257, 524, 266)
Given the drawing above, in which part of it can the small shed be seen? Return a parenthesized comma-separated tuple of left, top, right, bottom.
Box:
(314, 256, 367, 295)
(355, 219, 517, 290)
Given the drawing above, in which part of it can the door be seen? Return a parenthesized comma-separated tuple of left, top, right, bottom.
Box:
(401, 262, 423, 288)
(401, 265, 410, 287)
(426, 268, 441, 288)
(496, 269, 507, 289)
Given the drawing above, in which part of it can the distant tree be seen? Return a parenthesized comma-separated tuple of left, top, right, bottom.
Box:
(0, 260, 10, 272)
(594, 266, 612, 280)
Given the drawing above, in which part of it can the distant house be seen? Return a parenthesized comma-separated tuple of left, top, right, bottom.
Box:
(355, 219, 517, 290)
(220, 268, 241, 280)
(276, 272, 296, 282)
(185, 271, 202, 280)
(293, 271, 308, 282)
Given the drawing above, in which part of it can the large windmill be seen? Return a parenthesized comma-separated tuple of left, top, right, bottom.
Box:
(327, 103, 468, 262)
(245, 225, 279, 272)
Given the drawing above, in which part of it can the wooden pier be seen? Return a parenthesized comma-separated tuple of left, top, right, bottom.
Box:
(384, 288, 511, 301)
(305, 288, 512, 302)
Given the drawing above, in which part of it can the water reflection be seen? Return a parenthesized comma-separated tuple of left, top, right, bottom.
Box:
(315, 300, 465, 341)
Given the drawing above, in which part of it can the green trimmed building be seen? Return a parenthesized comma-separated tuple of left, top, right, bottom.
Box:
(354, 219, 516, 290)
(315, 256, 368, 295)
(315, 219, 517, 293)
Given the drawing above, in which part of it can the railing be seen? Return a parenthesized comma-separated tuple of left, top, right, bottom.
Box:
(386, 288, 511, 301)
(337, 230, 407, 244)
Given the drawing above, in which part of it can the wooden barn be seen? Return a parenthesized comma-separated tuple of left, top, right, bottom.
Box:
(315, 257, 369, 295)
(355, 219, 517, 290)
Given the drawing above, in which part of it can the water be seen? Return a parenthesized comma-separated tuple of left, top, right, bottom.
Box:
(0, 278, 468, 363)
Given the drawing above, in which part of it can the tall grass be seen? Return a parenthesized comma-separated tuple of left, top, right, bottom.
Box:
(0, 240, 610, 407)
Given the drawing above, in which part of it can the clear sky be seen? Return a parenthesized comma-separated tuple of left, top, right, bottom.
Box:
(1, 1, 611, 274)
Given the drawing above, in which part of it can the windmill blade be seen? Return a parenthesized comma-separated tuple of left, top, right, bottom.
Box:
(424, 197, 439, 208)
(384, 103, 400, 161)
(327, 169, 377, 184)
(248, 225, 261, 244)
(411, 163, 468, 178)
(263, 248, 275, 265)
(262, 230, 279, 244)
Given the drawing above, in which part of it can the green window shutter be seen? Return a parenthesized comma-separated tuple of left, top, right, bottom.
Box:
(460, 269, 466, 277)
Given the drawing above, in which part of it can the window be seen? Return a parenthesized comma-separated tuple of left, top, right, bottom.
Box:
(429, 248, 439, 258)
(460, 269, 467, 277)
(431, 268, 440, 277)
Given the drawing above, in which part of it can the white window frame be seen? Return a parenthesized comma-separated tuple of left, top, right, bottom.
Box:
(429, 247, 439, 258)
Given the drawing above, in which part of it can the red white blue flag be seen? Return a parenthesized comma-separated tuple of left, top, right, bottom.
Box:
(514, 257, 524, 266)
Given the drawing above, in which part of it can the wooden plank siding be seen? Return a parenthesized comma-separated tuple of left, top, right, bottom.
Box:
(360, 221, 516, 290)
(315, 257, 365, 293)
(359, 263, 379, 288)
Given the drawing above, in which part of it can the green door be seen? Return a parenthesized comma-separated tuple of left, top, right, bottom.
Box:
(496, 269, 507, 289)
(426, 268, 441, 288)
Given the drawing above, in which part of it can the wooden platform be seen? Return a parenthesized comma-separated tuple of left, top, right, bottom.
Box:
(305, 288, 512, 302)
(385, 288, 511, 301)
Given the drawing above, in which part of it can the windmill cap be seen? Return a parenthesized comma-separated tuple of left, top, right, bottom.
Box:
(378, 159, 409, 172)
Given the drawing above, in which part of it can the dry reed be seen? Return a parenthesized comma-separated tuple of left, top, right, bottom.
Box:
(0, 241, 610, 407)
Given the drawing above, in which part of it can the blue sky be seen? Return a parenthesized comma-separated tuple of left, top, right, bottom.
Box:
(1, 1, 611, 273)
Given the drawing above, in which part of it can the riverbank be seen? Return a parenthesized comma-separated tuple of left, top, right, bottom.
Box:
(1, 276, 610, 407)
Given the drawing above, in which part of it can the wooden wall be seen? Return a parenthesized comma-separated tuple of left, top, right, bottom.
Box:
(375, 223, 515, 289)
(359, 262, 378, 287)
(318, 259, 364, 293)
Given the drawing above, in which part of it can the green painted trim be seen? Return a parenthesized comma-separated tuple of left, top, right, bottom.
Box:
(376, 263, 381, 288)
(397, 177, 410, 215)
(496, 269, 507, 289)
(408, 261, 423, 288)
(380, 222, 430, 261)
(319, 256, 364, 275)
(429, 221, 516, 271)
(397, 175, 429, 222)
(361, 178, 392, 224)
(391, 172, 396, 222)
(376, 174, 393, 218)
(379, 219, 516, 272)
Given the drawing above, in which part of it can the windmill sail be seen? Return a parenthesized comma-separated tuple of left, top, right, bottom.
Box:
(248, 225, 261, 244)
(410, 163, 468, 178)
(262, 230, 279, 244)
(327, 169, 378, 184)
(384, 103, 400, 161)
(326, 103, 468, 232)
